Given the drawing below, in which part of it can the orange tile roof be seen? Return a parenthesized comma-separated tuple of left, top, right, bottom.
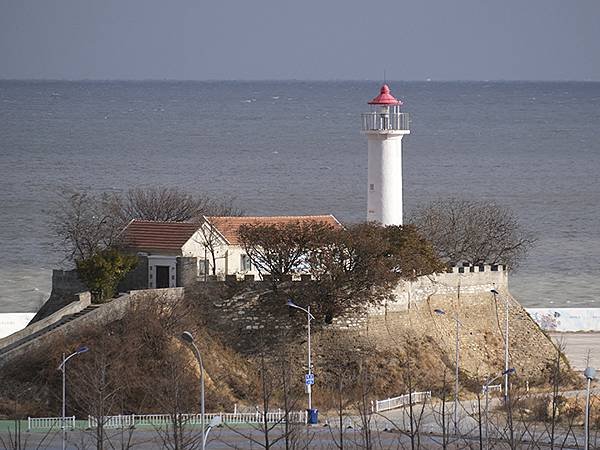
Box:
(120, 220, 200, 252)
(205, 215, 342, 245)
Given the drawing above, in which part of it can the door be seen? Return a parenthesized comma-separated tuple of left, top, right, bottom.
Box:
(155, 266, 170, 288)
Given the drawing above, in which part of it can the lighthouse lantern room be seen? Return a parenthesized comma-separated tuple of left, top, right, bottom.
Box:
(361, 84, 410, 226)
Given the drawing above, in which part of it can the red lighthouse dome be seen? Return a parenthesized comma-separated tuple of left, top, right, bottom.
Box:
(368, 84, 403, 106)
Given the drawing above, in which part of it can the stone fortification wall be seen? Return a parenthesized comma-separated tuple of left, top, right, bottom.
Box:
(29, 270, 88, 325)
(177, 257, 199, 287)
(192, 282, 296, 353)
(193, 266, 508, 336)
(0, 288, 184, 365)
(34, 256, 150, 326)
(373, 264, 507, 315)
(0, 292, 91, 350)
(118, 255, 149, 292)
(193, 265, 558, 382)
(360, 265, 558, 381)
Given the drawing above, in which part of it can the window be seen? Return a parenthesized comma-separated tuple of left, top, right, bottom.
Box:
(198, 259, 208, 275)
(240, 254, 252, 272)
(369, 183, 375, 191)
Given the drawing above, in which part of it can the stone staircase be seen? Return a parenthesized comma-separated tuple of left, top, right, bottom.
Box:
(0, 304, 102, 358)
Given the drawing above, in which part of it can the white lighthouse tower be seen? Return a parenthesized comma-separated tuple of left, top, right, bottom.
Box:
(361, 84, 410, 226)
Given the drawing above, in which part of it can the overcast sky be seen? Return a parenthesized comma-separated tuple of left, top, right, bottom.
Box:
(1, 0, 599, 81)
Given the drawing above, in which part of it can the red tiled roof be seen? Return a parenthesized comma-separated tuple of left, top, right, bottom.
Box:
(120, 220, 200, 252)
(204, 215, 342, 245)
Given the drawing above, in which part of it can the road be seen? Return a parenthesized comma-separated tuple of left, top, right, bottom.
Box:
(550, 332, 600, 371)
(5, 401, 597, 450)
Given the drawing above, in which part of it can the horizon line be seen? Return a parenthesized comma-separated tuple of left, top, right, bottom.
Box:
(1, 77, 599, 83)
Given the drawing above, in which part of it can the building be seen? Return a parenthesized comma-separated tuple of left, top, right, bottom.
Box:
(119, 215, 341, 288)
(361, 84, 410, 226)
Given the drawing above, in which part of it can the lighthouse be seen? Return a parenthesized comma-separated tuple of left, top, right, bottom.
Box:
(361, 84, 410, 226)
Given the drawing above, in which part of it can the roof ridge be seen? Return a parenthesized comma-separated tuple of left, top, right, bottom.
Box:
(206, 214, 335, 219)
(130, 219, 201, 225)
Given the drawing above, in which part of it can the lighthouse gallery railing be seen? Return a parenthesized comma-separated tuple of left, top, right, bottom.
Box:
(361, 112, 410, 132)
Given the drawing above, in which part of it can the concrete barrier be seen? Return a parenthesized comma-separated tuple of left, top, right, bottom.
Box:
(527, 308, 600, 332)
(0, 313, 36, 339)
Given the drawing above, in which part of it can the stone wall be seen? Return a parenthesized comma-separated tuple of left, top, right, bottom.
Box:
(118, 255, 149, 292)
(0, 288, 185, 365)
(192, 282, 297, 353)
(0, 292, 91, 350)
(191, 265, 558, 382)
(177, 257, 198, 287)
(29, 270, 87, 325)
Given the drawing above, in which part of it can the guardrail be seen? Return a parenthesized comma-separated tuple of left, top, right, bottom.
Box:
(28, 416, 75, 431)
(361, 112, 410, 132)
(88, 411, 308, 429)
(372, 391, 431, 413)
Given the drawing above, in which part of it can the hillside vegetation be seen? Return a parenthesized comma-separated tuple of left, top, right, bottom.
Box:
(0, 283, 576, 420)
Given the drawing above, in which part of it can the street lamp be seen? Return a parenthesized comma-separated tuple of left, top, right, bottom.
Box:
(57, 346, 89, 450)
(483, 368, 516, 450)
(584, 367, 596, 450)
(286, 299, 316, 423)
(491, 288, 510, 402)
(180, 331, 207, 450)
(434, 308, 461, 435)
(203, 415, 222, 448)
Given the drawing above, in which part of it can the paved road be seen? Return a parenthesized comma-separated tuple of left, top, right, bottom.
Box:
(0, 424, 590, 449)
(550, 332, 600, 371)
(4, 393, 598, 449)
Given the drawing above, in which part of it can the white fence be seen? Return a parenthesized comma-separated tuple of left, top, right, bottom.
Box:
(88, 411, 308, 429)
(28, 416, 75, 431)
(372, 391, 431, 413)
(482, 384, 502, 394)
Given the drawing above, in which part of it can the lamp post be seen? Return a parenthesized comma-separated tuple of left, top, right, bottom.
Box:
(483, 368, 516, 450)
(203, 415, 222, 448)
(181, 331, 206, 450)
(491, 288, 509, 402)
(434, 308, 460, 435)
(57, 346, 89, 450)
(287, 299, 316, 420)
(584, 367, 596, 450)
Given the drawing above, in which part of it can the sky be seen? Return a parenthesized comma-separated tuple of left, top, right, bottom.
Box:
(1, 0, 599, 81)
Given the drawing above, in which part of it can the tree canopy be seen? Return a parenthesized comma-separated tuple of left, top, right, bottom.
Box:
(238, 220, 444, 321)
(75, 248, 138, 302)
(411, 198, 535, 268)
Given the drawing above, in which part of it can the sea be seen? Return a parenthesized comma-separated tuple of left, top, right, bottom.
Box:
(0, 80, 599, 313)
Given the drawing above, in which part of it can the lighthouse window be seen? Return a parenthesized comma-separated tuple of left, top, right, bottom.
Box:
(369, 184, 375, 191)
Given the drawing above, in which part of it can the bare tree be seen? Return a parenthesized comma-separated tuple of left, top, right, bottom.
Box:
(302, 223, 395, 323)
(110, 187, 242, 223)
(219, 340, 301, 449)
(239, 220, 334, 287)
(193, 219, 228, 278)
(52, 189, 124, 262)
(411, 198, 535, 268)
(69, 338, 125, 450)
(151, 352, 201, 450)
(51, 186, 241, 263)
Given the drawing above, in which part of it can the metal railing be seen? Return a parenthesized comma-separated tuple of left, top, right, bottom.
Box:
(372, 391, 431, 413)
(28, 416, 75, 431)
(361, 112, 410, 132)
(88, 410, 308, 429)
(482, 384, 502, 394)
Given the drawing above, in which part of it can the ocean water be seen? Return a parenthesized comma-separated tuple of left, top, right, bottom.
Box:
(0, 80, 599, 313)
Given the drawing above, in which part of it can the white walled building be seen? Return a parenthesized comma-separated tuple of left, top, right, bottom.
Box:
(361, 84, 410, 226)
(201, 215, 341, 278)
(120, 215, 341, 287)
